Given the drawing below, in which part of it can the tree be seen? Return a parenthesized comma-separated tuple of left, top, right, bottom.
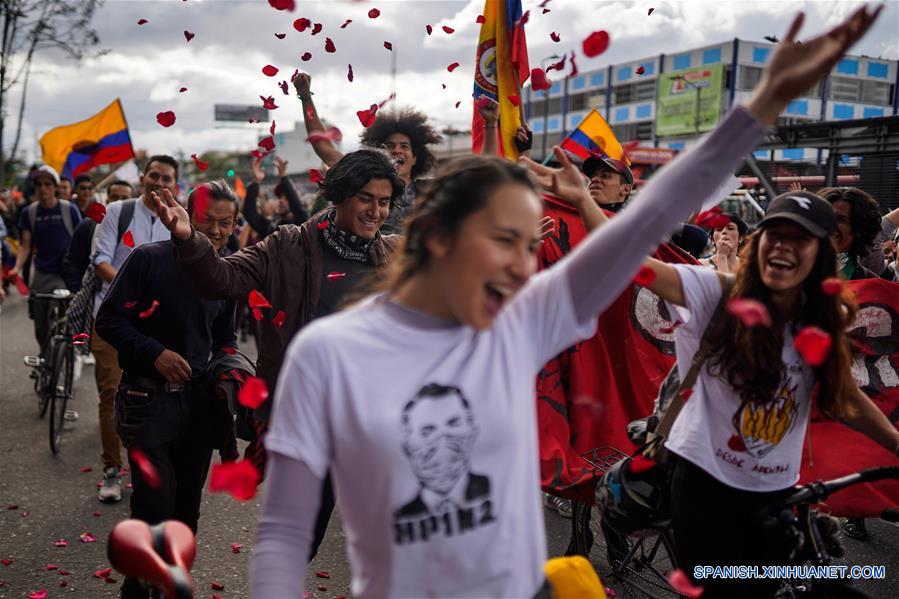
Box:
(0, 0, 105, 185)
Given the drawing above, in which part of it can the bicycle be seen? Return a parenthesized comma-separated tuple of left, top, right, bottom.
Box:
(108, 519, 196, 599)
(23, 288, 77, 454)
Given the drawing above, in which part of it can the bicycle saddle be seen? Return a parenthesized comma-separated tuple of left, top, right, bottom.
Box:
(107, 519, 195, 599)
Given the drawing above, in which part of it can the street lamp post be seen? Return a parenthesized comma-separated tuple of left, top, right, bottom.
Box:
(539, 55, 562, 161)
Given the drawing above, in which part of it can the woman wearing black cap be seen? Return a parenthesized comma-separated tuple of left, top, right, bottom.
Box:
(641, 190, 899, 597)
(701, 213, 749, 274)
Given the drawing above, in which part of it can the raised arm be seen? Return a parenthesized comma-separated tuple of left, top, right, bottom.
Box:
(294, 73, 343, 167)
(243, 161, 274, 238)
(476, 97, 500, 157)
(274, 156, 309, 224)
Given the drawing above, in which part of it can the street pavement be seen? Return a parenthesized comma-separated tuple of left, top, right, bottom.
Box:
(1, 289, 897, 598)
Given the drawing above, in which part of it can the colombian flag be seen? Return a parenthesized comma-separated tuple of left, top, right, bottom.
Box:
(560, 109, 629, 167)
(39, 99, 135, 180)
(472, 0, 530, 160)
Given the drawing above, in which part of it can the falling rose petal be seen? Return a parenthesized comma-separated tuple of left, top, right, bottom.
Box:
(124, 300, 138, 309)
(258, 136, 276, 152)
(191, 153, 209, 171)
(628, 455, 656, 474)
(137, 18, 148, 25)
(821, 277, 842, 296)
(301, 52, 312, 61)
(280, 79, 290, 94)
(268, 0, 295, 10)
(726, 298, 772, 328)
(275, 33, 286, 39)
(455, 100, 461, 108)
(546, 54, 566, 72)
(238, 376, 269, 409)
(680, 388, 693, 401)
(138, 300, 160, 319)
(384, 41, 392, 50)
(426, 24, 433, 35)
(79, 532, 97, 543)
(231, 543, 243, 554)
(636, 66, 646, 75)
(668, 569, 703, 598)
(183, 30, 195, 42)
(476, 15, 486, 24)
(582, 30, 610, 58)
(309, 169, 324, 184)
(441, 83, 447, 89)
(530, 68, 551, 91)
(315, 571, 331, 579)
(289, 69, 299, 82)
(179, 86, 188, 93)
(130, 448, 161, 490)
(85, 202, 106, 223)
(447, 62, 460, 73)
(324, 37, 336, 53)
(212, 581, 225, 591)
(514, 10, 530, 28)
(442, 26, 455, 34)
(569, 51, 579, 77)
(356, 104, 378, 127)
(156, 111, 176, 128)
(93, 511, 103, 517)
(293, 18, 310, 32)
(54, 539, 68, 547)
(122, 230, 135, 247)
(340, 19, 352, 29)
(347, 64, 354, 82)
(368, 8, 380, 18)
(28, 591, 48, 599)
(326, 272, 347, 281)
(316, 221, 328, 230)
(550, 32, 560, 42)
(727, 433, 746, 452)
(648, 7, 655, 16)
(79, 465, 92, 472)
(260, 95, 278, 110)
(507, 95, 521, 107)
(262, 64, 279, 77)
(794, 326, 832, 367)
(252, 308, 263, 321)
(248, 289, 272, 309)
(634, 265, 657, 286)
(311, 22, 322, 35)
(209, 460, 261, 501)
(221, 346, 237, 355)
(543, 8, 550, 13)
(94, 567, 112, 579)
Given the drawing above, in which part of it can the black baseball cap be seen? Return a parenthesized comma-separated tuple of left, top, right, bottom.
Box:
(582, 154, 634, 185)
(758, 191, 836, 239)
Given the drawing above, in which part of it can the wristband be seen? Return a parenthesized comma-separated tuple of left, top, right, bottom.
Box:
(297, 92, 314, 101)
(484, 124, 498, 129)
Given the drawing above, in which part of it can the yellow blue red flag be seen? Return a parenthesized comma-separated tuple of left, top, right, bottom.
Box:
(560, 108, 630, 171)
(472, 0, 530, 159)
(39, 99, 135, 180)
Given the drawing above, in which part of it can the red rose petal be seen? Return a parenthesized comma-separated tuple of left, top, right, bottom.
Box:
(668, 569, 703, 598)
(248, 289, 272, 309)
(191, 153, 209, 171)
(79, 466, 92, 472)
(137, 19, 148, 25)
(315, 571, 331, 579)
(569, 51, 579, 77)
(318, 585, 327, 592)
(356, 104, 378, 128)
(289, 69, 299, 82)
(368, 8, 381, 19)
(85, 202, 106, 223)
(455, 100, 461, 108)
(821, 277, 842, 296)
(340, 19, 352, 29)
(47, 564, 58, 571)
(694, 206, 731, 230)
(726, 298, 772, 328)
(316, 221, 328, 230)
(179, 86, 188, 92)
(634, 265, 657, 286)
(275, 33, 286, 39)
(309, 169, 324, 184)
(582, 30, 610, 58)
(79, 532, 97, 543)
(183, 30, 195, 43)
(514, 10, 530, 28)
(221, 346, 237, 355)
(122, 230, 135, 247)
(794, 326, 832, 367)
(105, 577, 117, 584)
(138, 300, 160, 319)
(260, 95, 278, 110)
(209, 460, 261, 501)
(231, 543, 243, 553)
(28, 591, 48, 599)
(507, 95, 520, 107)
(60, 581, 67, 587)
(252, 308, 263, 321)
(130, 448, 161, 490)
(272, 310, 287, 328)
(476, 15, 486, 24)
(58, 569, 70, 575)
(326, 272, 346, 281)
(311, 22, 322, 36)
(211, 581, 225, 591)
(324, 37, 336, 53)
(530, 68, 551, 91)
(262, 64, 279, 77)
(268, 0, 295, 10)
(550, 32, 560, 42)
(447, 62, 460, 73)
(1, 560, 11, 565)
(301, 52, 312, 61)
(270, 120, 277, 136)
(426, 24, 433, 35)
(347, 64, 354, 82)
(727, 434, 746, 452)
(94, 567, 112, 579)
(543, 8, 550, 14)
(258, 136, 276, 152)
(628, 455, 656, 474)
(636, 66, 646, 75)
(383, 41, 392, 50)
(442, 26, 455, 34)
(293, 18, 310, 32)
(441, 83, 447, 89)
(54, 539, 68, 547)
(94, 511, 103, 517)
(680, 388, 693, 401)
(124, 300, 138, 309)
(238, 376, 269, 409)
(156, 111, 176, 128)
(648, 7, 655, 16)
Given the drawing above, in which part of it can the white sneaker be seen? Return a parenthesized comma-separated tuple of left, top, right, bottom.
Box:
(83, 352, 96, 366)
(73, 353, 83, 382)
(98, 466, 123, 503)
(544, 492, 572, 519)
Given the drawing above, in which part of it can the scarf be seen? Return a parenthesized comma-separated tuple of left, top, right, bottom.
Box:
(320, 213, 376, 263)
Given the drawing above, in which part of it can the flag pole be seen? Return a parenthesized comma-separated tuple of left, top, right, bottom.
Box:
(95, 160, 133, 190)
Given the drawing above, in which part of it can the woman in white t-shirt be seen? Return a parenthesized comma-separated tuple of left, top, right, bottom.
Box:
(641, 190, 899, 598)
(239, 9, 886, 598)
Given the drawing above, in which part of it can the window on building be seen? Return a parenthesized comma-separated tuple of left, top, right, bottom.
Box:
(615, 106, 630, 122)
(571, 76, 586, 91)
(863, 107, 885, 118)
(751, 47, 770, 63)
(636, 104, 652, 119)
(860, 80, 892, 105)
(568, 92, 588, 111)
(867, 62, 889, 79)
(611, 122, 653, 142)
(587, 91, 606, 109)
(636, 121, 653, 140)
(618, 66, 632, 82)
(673, 54, 691, 70)
(702, 48, 722, 65)
(548, 97, 563, 113)
(739, 66, 763, 90)
(829, 76, 860, 102)
(613, 83, 634, 104)
(832, 103, 854, 120)
(635, 80, 656, 101)
(836, 59, 858, 75)
(589, 72, 605, 87)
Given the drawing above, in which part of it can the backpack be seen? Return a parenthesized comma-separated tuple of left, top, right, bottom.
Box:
(65, 199, 137, 348)
(28, 199, 75, 238)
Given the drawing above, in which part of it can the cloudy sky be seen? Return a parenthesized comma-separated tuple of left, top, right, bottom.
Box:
(8, 0, 898, 163)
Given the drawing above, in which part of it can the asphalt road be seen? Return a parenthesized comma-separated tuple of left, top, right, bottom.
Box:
(1, 290, 896, 598)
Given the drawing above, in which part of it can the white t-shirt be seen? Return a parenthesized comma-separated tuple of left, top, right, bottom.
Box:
(664, 265, 815, 492)
(267, 264, 596, 598)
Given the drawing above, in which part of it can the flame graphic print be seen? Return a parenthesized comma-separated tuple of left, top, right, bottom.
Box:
(733, 383, 799, 458)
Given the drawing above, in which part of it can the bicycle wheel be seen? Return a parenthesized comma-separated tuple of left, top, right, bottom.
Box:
(36, 340, 56, 418)
(48, 339, 74, 455)
(599, 520, 681, 599)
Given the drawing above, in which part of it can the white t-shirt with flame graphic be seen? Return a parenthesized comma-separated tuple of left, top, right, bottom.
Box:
(664, 265, 815, 491)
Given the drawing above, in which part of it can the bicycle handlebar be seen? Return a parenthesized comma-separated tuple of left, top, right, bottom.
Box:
(107, 520, 196, 599)
(780, 466, 899, 509)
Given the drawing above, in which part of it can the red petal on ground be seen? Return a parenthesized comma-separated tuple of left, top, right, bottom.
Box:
(368, 8, 380, 18)
(347, 64, 354, 82)
(326, 272, 347, 281)
(324, 37, 336, 53)
(93, 567, 112, 579)
(211, 581, 225, 591)
(309, 169, 324, 184)
(301, 52, 312, 61)
(794, 326, 832, 367)
(530, 68, 551, 91)
(383, 41, 392, 50)
(262, 64, 279, 77)
(726, 298, 772, 328)
(315, 571, 331, 579)
(476, 15, 486, 24)
(550, 32, 560, 42)
(628, 455, 656, 473)
(821, 277, 843, 295)
(122, 230, 135, 247)
(130, 448, 161, 490)
(507, 95, 520, 106)
(79, 532, 97, 543)
(636, 66, 646, 75)
(426, 24, 433, 35)
(268, 0, 295, 10)
(447, 62, 460, 72)
(340, 19, 352, 29)
(46, 565, 58, 571)
(156, 111, 176, 127)
(58, 569, 70, 575)
(318, 586, 327, 592)
(356, 104, 378, 128)
(79, 466, 92, 472)
(137, 19, 148, 25)
(0, 560, 11, 565)
(727, 434, 747, 452)
(442, 26, 455, 34)
(54, 540, 68, 548)
(93, 511, 102, 517)
(260, 95, 278, 110)
(28, 591, 48, 599)
(231, 543, 243, 554)
(183, 30, 195, 42)
(667, 569, 704, 598)
(634, 265, 657, 286)
(293, 18, 310, 32)
(582, 30, 610, 58)
(85, 202, 106, 223)
(209, 460, 261, 501)
(311, 23, 322, 35)
(248, 289, 272, 309)
(138, 300, 160, 319)
(191, 153, 209, 170)
(238, 376, 269, 409)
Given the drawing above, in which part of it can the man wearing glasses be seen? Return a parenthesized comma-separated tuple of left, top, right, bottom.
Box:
(92, 155, 177, 504)
(73, 174, 96, 215)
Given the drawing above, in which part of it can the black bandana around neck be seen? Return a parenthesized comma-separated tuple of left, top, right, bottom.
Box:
(320, 212, 376, 263)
